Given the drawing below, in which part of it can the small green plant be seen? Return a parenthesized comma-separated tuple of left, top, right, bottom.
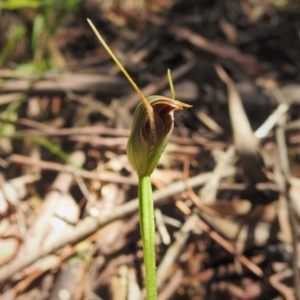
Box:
(88, 19, 191, 299)
(0, 0, 79, 159)
(0, 0, 78, 72)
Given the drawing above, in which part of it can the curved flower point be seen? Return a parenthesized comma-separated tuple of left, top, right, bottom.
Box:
(127, 95, 191, 176)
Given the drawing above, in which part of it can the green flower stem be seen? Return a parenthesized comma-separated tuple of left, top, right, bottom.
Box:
(138, 175, 157, 300)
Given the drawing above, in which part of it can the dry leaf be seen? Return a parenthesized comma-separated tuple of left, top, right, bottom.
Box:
(215, 64, 269, 183)
(0, 238, 19, 266)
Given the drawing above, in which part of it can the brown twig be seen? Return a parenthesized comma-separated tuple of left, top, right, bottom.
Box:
(156, 214, 199, 289)
(9, 154, 138, 185)
(199, 145, 236, 204)
(21, 151, 86, 254)
(183, 161, 227, 217)
(0, 168, 235, 283)
(170, 26, 263, 75)
(0, 73, 128, 94)
(197, 217, 264, 277)
(276, 115, 300, 300)
(158, 269, 183, 300)
(270, 268, 295, 300)
(15, 125, 130, 137)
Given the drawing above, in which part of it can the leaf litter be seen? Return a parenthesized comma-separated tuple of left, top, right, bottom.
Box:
(0, 1, 300, 299)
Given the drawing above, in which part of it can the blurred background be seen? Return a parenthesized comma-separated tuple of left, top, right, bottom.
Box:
(0, 0, 300, 299)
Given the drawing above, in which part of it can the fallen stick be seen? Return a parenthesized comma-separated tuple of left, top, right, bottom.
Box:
(0, 168, 235, 283)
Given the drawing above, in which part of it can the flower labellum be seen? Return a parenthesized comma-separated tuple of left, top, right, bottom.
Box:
(127, 95, 191, 176)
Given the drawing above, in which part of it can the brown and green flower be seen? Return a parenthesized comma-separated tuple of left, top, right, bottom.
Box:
(127, 95, 191, 176)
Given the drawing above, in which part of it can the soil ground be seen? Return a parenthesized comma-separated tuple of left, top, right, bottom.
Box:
(0, 1, 300, 299)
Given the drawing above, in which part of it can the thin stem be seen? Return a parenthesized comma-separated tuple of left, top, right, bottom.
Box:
(167, 69, 175, 100)
(138, 175, 157, 300)
(87, 19, 155, 131)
